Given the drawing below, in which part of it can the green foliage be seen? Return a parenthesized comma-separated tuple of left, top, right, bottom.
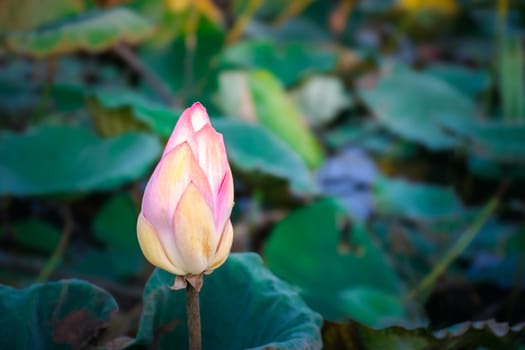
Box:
(436, 108, 525, 179)
(217, 69, 324, 168)
(372, 176, 463, 221)
(264, 198, 410, 326)
(92, 193, 144, 278)
(219, 40, 339, 86)
(138, 16, 225, 105)
(0, 279, 118, 349)
(468, 122, 525, 164)
(130, 253, 323, 350)
(5, 8, 154, 57)
(9, 219, 61, 254)
(0, 0, 83, 33)
(291, 75, 353, 126)
(89, 90, 180, 137)
(360, 67, 476, 150)
(0, 125, 161, 196)
(214, 119, 318, 196)
(499, 35, 525, 121)
(337, 288, 406, 328)
(323, 319, 525, 349)
(425, 63, 491, 98)
(90, 92, 317, 195)
(2, 1, 525, 348)
(442, 116, 525, 165)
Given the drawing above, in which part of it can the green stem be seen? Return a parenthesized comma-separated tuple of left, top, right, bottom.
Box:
(406, 197, 499, 300)
(186, 282, 201, 350)
(36, 206, 73, 283)
(113, 43, 179, 107)
(226, 0, 262, 44)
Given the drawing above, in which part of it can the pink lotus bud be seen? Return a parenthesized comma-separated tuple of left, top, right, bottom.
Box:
(137, 102, 234, 291)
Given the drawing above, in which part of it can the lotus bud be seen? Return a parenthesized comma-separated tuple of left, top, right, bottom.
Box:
(137, 102, 234, 291)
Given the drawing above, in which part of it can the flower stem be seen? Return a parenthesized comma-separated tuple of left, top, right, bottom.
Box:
(36, 205, 73, 282)
(186, 282, 202, 350)
(405, 197, 499, 300)
(113, 43, 180, 108)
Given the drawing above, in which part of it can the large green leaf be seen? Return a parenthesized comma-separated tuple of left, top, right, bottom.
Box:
(130, 253, 323, 350)
(338, 288, 406, 328)
(360, 68, 476, 150)
(323, 319, 525, 349)
(0, 125, 161, 196)
(468, 122, 525, 164)
(0, 0, 83, 33)
(467, 154, 525, 180)
(425, 63, 491, 98)
(0, 279, 118, 349)
(217, 70, 324, 168)
(219, 40, 338, 86)
(440, 114, 525, 165)
(8, 219, 61, 254)
(372, 176, 463, 221)
(89, 90, 180, 137)
(323, 320, 433, 350)
(6, 8, 154, 57)
(264, 198, 409, 326)
(214, 119, 318, 196)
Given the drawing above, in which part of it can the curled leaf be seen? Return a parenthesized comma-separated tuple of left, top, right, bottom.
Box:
(6, 8, 154, 57)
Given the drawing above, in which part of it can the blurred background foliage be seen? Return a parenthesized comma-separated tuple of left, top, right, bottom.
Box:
(1, 0, 525, 349)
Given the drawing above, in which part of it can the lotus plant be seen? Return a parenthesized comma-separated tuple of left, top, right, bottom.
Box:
(137, 102, 234, 349)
